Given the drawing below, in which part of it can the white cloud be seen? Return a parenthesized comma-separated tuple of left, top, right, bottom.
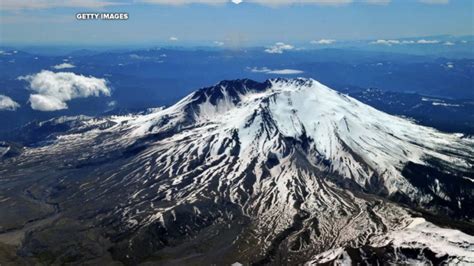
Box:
(264, 42, 294, 54)
(214, 41, 225, 46)
(29, 94, 67, 111)
(443, 41, 455, 46)
(19, 70, 110, 111)
(232, 0, 242, 4)
(370, 39, 400, 46)
(52, 63, 75, 70)
(267, 69, 304, 74)
(311, 39, 336, 45)
(371, 39, 443, 46)
(249, 67, 303, 74)
(417, 39, 439, 44)
(0, 95, 20, 111)
(250, 67, 272, 73)
(169, 36, 179, 41)
(0, 0, 121, 10)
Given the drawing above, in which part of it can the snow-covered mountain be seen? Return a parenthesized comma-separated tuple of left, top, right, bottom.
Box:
(0, 78, 473, 264)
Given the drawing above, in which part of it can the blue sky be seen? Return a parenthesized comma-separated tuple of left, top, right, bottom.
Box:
(0, 0, 473, 46)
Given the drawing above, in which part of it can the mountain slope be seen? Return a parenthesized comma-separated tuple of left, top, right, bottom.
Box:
(0, 78, 472, 265)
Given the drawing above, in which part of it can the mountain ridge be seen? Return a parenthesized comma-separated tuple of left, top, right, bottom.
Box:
(0, 78, 472, 264)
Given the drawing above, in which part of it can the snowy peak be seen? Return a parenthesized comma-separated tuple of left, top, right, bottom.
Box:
(180, 79, 271, 121)
(189, 77, 325, 108)
(179, 78, 319, 122)
(132, 78, 473, 204)
(192, 79, 272, 104)
(1, 78, 473, 265)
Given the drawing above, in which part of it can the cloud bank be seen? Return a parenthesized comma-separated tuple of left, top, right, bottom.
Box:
(137, 0, 449, 6)
(0, 95, 20, 111)
(264, 42, 294, 54)
(249, 67, 304, 74)
(19, 70, 110, 111)
(1, 0, 452, 9)
(417, 39, 440, 44)
(214, 41, 225, 46)
(370, 39, 400, 45)
(52, 63, 75, 69)
(0, 0, 121, 10)
(371, 39, 441, 46)
(311, 39, 336, 45)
